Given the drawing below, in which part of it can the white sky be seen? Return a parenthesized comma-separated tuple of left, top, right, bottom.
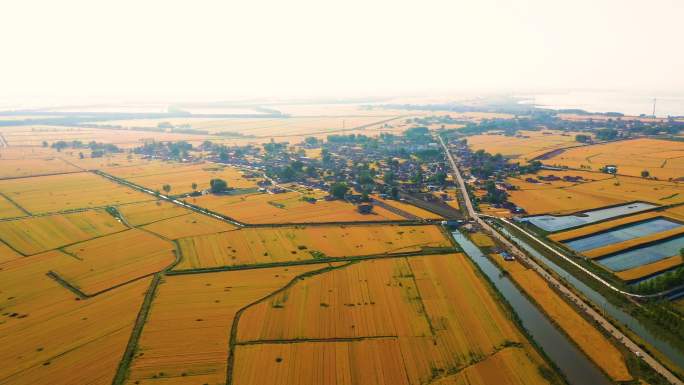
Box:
(1, 0, 682, 102)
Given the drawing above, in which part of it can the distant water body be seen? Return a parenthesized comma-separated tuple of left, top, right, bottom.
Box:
(519, 91, 684, 117)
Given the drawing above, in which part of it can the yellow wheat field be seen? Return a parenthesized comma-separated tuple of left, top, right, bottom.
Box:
(616, 256, 684, 282)
(0, 210, 126, 255)
(116, 200, 190, 226)
(0, 250, 151, 385)
(176, 225, 451, 269)
(508, 174, 684, 215)
(231, 254, 557, 385)
(0, 172, 151, 214)
(53, 229, 175, 294)
(0, 194, 25, 219)
(191, 192, 403, 224)
(143, 212, 237, 239)
(106, 161, 260, 194)
(0, 157, 80, 178)
(544, 138, 684, 180)
(467, 130, 584, 163)
(124, 263, 332, 385)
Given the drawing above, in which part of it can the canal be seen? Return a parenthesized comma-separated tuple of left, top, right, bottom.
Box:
(451, 231, 612, 385)
(494, 224, 684, 371)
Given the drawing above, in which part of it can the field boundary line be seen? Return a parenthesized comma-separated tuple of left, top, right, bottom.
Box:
(235, 335, 398, 345)
(0, 170, 87, 181)
(167, 247, 460, 275)
(225, 261, 355, 385)
(0, 192, 31, 216)
(112, 274, 162, 385)
(46, 271, 88, 299)
(0, 199, 157, 222)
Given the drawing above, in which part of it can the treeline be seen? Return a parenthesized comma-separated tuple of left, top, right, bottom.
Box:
(633, 267, 684, 295)
(49, 140, 121, 154)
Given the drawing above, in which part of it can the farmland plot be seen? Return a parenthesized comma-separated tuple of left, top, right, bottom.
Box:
(117, 200, 190, 226)
(106, 161, 259, 194)
(0, 250, 151, 385)
(52, 229, 175, 294)
(467, 130, 583, 163)
(232, 254, 559, 385)
(0, 210, 126, 255)
(0, 172, 151, 214)
(176, 225, 451, 269)
(192, 192, 403, 224)
(143, 212, 237, 239)
(0, 241, 22, 264)
(124, 264, 333, 385)
(0, 157, 79, 178)
(543, 138, 684, 180)
(0, 193, 25, 218)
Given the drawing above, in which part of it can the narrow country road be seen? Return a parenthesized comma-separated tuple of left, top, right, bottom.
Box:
(437, 135, 683, 385)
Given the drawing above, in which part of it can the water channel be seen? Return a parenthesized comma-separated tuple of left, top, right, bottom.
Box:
(451, 231, 612, 385)
(494, 225, 684, 370)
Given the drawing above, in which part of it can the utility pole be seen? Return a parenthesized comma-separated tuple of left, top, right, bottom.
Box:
(652, 98, 657, 119)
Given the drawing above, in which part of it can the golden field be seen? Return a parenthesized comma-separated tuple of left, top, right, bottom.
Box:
(483, 249, 631, 381)
(583, 227, 684, 259)
(544, 138, 684, 180)
(371, 195, 443, 219)
(125, 264, 330, 385)
(548, 212, 666, 242)
(232, 255, 558, 385)
(0, 194, 25, 218)
(143, 212, 237, 239)
(175, 224, 451, 269)
(470, 232, 496, 247)
(117, 200, 190, 226)
(615, 256, 684, 282)
(507, 170, 613, 191)
(233, 342, 550, 385)
(191, 192, 403, 224)
(0, 124, 214, 148)
(106, 161, 260, 194)
(0, 249, 150, 385)
(548, 211, 684, 280)
(507, 174, 684, 215)
(0, 210, 126, 255)
(0, 172, 151, 214)
(467, 130, 583, 163)
(0, 241, 22, 264)
(53, 229, 175, 294)
(93, 116, 392, 139)
(0, 157, 80, 178)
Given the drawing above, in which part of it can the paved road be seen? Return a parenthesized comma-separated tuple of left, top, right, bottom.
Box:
(438, 135, 683, 385)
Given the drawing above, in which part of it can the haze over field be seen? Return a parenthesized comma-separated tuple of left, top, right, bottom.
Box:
(1, 0, 682, 107)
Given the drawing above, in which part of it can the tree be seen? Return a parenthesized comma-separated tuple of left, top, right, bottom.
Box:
(162, 184, 171, 194)
(641, 170, 650, 178)
(575, 134, 591, 143)
(210, 178, 228, 193)
(42, 141, 48, 147)
(191, 182, 198, 191)
(330, 182, 349, 200)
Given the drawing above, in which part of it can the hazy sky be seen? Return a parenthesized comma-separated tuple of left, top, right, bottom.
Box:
(1, 0, 682, 101)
